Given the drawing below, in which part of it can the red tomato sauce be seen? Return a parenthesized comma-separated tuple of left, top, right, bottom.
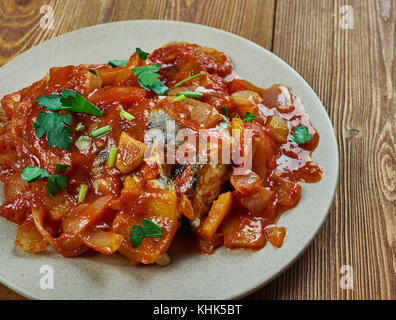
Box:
(0, 42, 322, 264)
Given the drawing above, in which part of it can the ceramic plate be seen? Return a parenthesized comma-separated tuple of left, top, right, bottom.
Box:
(0, 20, 338, 300)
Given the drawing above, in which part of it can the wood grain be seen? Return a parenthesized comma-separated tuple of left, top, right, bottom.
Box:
(0, 0, 394, 300)
(0, 0, 275, 66)
(251, 0, 395, 300)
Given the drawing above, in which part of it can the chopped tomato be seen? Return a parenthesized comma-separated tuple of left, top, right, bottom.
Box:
(265, 226, 286, 248)
(88, 87, 147, 106)
(0, 42, 322, 265)
(223, 213, 266, 249)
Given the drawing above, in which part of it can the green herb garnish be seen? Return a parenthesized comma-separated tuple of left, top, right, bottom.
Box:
(78, 184, 88, 203)
(34, 89, 102, 151)
(176, 91, 203, 99)
(46, 173, 68, 199)
(291, 125, 311, 145)
(53, 163, 71, 173)
(21, 165, 49, 183)
(90, 125, 111, 138)
(107, 146, 118, 168)
(108, 60, 128, 68)
(34, 111, 73, 151)
(242, 112, 257, 122)
(36, 89, 103, 116)
(130, 219, 163, 248)
(136, 48, 149, 60)
(21, 165, 67, 198)
(75, 123, 85, 132)
(132, 64, 168, 95)
(173, 94, 186, 102)
(222, 106, 229, 117)
(120, 109, 135, 121)
(174, 72, 205, 87)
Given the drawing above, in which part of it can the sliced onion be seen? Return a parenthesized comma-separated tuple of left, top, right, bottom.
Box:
(75, 135, 92, 151)
(80, 229, 124, 255)
(32, 206, 87, 257)
(239, 187, 274, 215)
(32, 206, 58, 249)
(15, 218, 47, 253)
(62, 196, 111, 236)
(231, 90, 261, 106)
(155, 253, 171, 267)
(183, 98, 221, 128)
(230, 171, 262, 195)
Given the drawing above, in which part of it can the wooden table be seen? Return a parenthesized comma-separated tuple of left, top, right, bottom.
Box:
(0, 0, 394, 300)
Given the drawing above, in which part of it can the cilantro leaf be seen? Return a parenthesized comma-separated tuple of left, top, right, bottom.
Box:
(21, 165, 49, 183)
(21, 165, 67, 198)
(151, 80, 169, 95)
(130, 219, 163, 248)
(34, 89, 103, 150)
(59, 89, 103, 116)
(36, 89, 103, 116)
(34, 111, 73, 151)
(291, 125, 311, 145)
(132, 64, 168, 95)
(108, 59, 128, 68)
(46, 173, 68, 199)
(242, 112, 257, 122)
(53, 163, 71, 173)
(133, 64, 161, 76)
(136, 48, 149, 60)
(138, 71, 160, 90)
(35, 94, 63, 110)
(222, 106, 229, 117)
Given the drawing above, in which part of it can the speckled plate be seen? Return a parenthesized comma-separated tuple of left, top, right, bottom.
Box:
(0, 20, 338, 300)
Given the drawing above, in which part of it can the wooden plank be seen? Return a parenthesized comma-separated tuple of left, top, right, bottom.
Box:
(0, 0, 275, 66)
(0, 285, 25, 300)
(251, 0, 395, 300)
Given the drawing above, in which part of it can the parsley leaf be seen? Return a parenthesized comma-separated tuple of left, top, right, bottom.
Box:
(291, 125, 311, 145)
(35, 94, 63, 110)
(46, 173, 68, 199)
(139, 71, 160, 89)
(21, 165, 67, 198)
(222, 106, 229, 118)
(150, 79, 169, 95)
(132, 64, 169, 95)
(136, 48, 149, 60)
(36, 89, 103, 116)
(242, 112, 257, 122)
(34, 89, 103, 150)
(130, 219, 163, 248)
(133, 64, 161, 75)
(21, 165, 49, 183)
(108, 59, 128, 68)
(53, 163, 71, 173)
(34, 111, 73, 151)
(60, 89, 103, 116)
